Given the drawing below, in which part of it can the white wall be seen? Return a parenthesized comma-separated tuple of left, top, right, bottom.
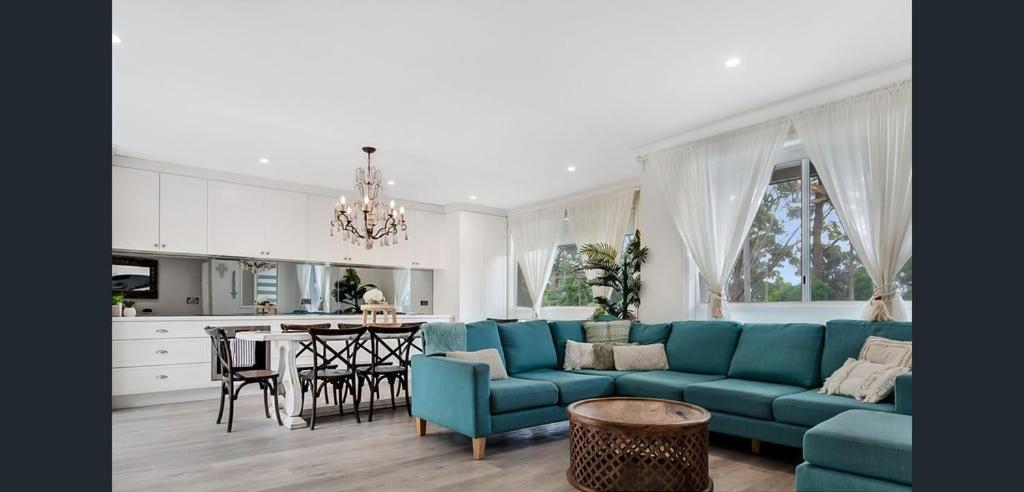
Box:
(694, 301, 912, 324)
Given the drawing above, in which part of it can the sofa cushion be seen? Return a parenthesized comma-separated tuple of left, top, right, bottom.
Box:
(803, 409, 912, 485)
(685, 378, 806, 420)
(549, 320, 585, 367)
(821, 320, 912, 383)
(615, 370, 725, 401)
(796, 463, 912, 492)
(569, 369, 634, 379)
(773, 389, 896, 427)
(729, 323, 824, 387)
(498, 320, 558, 374)
(629, 322, 672, 345)
(466, 320, 505, 364)
(665, 321, 741, 375)
(514, 369, 614, 405)
(488, 377, 559, 413)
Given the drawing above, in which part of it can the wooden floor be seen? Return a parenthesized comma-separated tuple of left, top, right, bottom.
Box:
(112, 394, 800, 492)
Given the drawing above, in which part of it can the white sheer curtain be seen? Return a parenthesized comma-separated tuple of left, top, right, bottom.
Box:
(652, 119, 791, 319)
(791, 81, 912, 321)
(311, 265, 325, 312)
(567, 189, 636, 299)
(296, 264, 312, 311)
(392, 268, 412, 312)
(510, 207, 565, 317)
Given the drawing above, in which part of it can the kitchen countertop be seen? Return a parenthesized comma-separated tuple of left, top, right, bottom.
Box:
(111, 313, 454, 322)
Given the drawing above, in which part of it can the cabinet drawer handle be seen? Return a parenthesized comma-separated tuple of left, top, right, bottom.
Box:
(161, 243, 166, 248)
(153, 243, 159, 247)
(155, 374, 168, 380)
(155, 350, 168, 355)
(155, 329, 168, 334)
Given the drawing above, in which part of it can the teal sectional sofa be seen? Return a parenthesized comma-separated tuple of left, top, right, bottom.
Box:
(411, 318, 912, 489)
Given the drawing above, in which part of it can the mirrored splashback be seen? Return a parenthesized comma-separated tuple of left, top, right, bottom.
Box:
(205, 259, 434, 316)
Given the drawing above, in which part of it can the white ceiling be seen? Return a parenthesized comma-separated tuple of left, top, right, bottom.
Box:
(113, 0, 911, 209)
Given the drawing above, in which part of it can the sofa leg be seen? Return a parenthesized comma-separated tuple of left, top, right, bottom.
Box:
(415, 417, 427, 436)
(751, 439, 761, 454)
(472, 437, 486, 460)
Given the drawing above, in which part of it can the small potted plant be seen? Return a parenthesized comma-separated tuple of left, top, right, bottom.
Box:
(122, 300, 137, 317)
(112, 292, 125, 317)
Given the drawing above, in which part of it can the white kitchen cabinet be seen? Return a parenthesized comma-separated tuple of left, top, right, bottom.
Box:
(159, 174, 207, 254)
(455, 211, 508, 321)
(307, 194, 350, 263)
(410, 209, 447, 269)
(264, 189, 309, 260)
(112, 166, 161, 251)
(207, 181, 265, 257)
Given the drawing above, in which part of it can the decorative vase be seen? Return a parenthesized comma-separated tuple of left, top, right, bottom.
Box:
(123, 307, 137, 317)
(112, 304, 123, 317)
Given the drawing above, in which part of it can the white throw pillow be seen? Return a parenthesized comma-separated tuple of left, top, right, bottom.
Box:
(612, 343, 669, 371)
(859, 336, 913, 368)
(820, 358, 910, 403)
(445, 348, 509, 380)
(564, 339, 596, 370)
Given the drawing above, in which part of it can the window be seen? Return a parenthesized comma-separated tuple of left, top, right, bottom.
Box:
(701, 160, 912, 303)
(542, 244, 593, 307)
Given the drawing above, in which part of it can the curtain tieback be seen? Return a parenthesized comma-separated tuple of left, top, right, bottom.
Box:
(708, 290, 725, 319)
(867, 284, 897, 322)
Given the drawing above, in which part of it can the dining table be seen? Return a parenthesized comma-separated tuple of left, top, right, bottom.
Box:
(235, 327, 421, 429)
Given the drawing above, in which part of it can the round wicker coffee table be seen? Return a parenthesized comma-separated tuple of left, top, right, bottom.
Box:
(566, 397, 712, 492)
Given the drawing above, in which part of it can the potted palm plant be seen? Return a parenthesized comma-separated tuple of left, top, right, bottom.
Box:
(578, 230, 649, 320)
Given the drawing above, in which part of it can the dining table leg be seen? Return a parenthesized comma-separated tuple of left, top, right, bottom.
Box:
(276, 339, 307, 429)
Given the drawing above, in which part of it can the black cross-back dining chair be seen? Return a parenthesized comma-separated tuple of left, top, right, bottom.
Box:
(307, 326, 367, 429)
(205, 327, 282, 432)
(281, 323, 336, 406)
(357, 323, 423, 422)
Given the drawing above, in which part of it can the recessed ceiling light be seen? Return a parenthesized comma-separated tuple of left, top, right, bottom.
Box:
(567, 166, 576, 172)
(258, 158, 269, 164)
(724, 57, 741, 68)
(112, 34, 122, 44)
(387, 180, 395, 186)
(469, 195, 477, 200)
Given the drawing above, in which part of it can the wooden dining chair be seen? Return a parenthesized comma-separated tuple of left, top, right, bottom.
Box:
(307, 326, 366, 429)
(281, 323, 335, 406)
(205, 327, 282, 432)
(357, 323, 423, 422)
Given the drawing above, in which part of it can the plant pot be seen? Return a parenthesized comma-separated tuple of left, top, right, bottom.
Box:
(123, 307, 137, 317)
(112, 304, 123, 317)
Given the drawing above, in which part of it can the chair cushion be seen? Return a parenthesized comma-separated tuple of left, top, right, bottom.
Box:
(773, 389, 896, 427)
(615, 370, 725, 401)
(684, 378, 807, 420)
(729, 323, 825, 387)
(629, 322, 672, 345)
(488, 377, 559, 413)
(466, 320, 505, 365)
(803, 410, 912, 485)
(514, 369, 614, 405)
(821, 320, 912, 383)
(569, 369, 634, 379)
(665, 321, 741, 375)
(548, 320, 585, 367)
(498, 320, 559, 374)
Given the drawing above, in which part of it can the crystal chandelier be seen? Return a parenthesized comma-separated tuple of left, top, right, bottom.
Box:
(331, 146, 408, 250)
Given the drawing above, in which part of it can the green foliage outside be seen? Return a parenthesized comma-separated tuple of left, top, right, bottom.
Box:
(541, 245, 593, 307)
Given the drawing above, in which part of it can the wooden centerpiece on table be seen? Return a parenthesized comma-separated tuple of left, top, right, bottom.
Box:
(361, 289, 399, 327)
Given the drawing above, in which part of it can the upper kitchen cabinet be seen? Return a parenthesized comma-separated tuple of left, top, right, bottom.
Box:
(307, 194, 349, 263)
(264, 189, 309, 261)
(158, 174, 207, 254)
(208, 181, 309, 260)
(207, 181, 266, 258)
(410, 209, 447, 269)
(112, 166, 161, 252)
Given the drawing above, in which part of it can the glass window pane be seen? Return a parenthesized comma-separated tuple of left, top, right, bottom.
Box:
(809, 167, 872, 301)
(542, 244, 593, 307)
(896, 258, 912, 300)
(725, 168, 803, 302)
(516, 266, 533, 308)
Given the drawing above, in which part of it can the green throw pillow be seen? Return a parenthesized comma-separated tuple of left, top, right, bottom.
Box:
(584, 320, 631, 344)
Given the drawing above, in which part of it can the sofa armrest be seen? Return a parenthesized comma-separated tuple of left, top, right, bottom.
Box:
(895, 372, 912, 415)
(411, 354, 491, 437)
